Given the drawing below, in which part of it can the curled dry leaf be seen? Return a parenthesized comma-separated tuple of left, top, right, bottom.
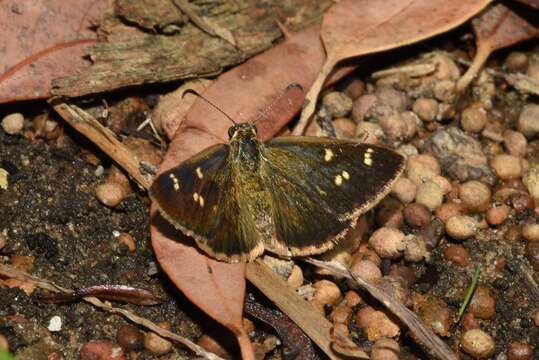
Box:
(0, 0, 113, 104)
(294, 0, 492, 134)
(150, 25, 357, 360)
(456, 3, 539, 92)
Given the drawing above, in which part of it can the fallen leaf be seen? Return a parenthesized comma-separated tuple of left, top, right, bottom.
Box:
(456, 3, 539, 92)
(0, 0, 113, 104)
(294, 0, 492, 134)
(150, 25, 357, 360)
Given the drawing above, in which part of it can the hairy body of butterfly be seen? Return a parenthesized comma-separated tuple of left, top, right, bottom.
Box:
(151, 122, 405, 262)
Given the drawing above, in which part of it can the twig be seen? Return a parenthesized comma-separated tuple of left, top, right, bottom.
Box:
(51, 101, 153, 190)
(458, 266, 480, 320)
(0, 263, 223, 360)
(305, 258, 459, 360)
(246, 260, 347, 360)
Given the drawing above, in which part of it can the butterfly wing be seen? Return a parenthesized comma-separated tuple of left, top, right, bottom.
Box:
(262, 136, 405, 256)
(150, 144, 263, 262)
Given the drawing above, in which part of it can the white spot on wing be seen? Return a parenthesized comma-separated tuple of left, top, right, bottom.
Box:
(196, 167, 203, 179)
(342, 170, 350, 180)
(193, 192, 199, 202)
(324, 148, 334, 162)
(169, 173, 180, 191)
(334, 174, 343, 186)
(199, 195, 205, 207)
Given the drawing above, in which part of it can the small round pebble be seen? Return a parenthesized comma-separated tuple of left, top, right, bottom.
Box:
(459, 180, 491, 213)
(355, 306, 376, 329)
(517, 104, 539, 138)
(117, 324, 144, 351)
(503, 130, 527, 157)
(534, 309, 539, 326)
(404, 203, 431, 228)
(445, 215, 478, 240)
(331, 304, 352, 324)
(413, 98, 438, 122)
(469, 286, 496, 319)
(461, 329, 495, 359)
(350, 259, 382, 282)
(144, 332, 172, 356)
(525, 241, 539, 271)
(47, 315, 62, 332)
(506, 340, 533, 360)
(378, 113, 408, 140)
(522, 223, 539, 242)
(391, 177, 417, 204)
(96, 182, 126, 207)
(322, 91, 353, 118)
(2, 113, 24, 135)
(312, 280, 342, 307)
(369, 227, 405, 259)
(198, 334, 232, 358)
(461, 103, 487, 133)
(364, 311, 400, 341)
(523, 166, 539, 200)
(415, 181, 444, 211)
(371, 337, 400, 360)
(355, 121, 384, 144)
(406, 154, 441, 186)
(344, 290, 363, 307)
(79, 341, 126, 360)
(491, 154, 522, 179)
(118, 233, 136, 252)
(505, 52, 528, 72)
(376, 86, 409, 111)
(443, 244, 470, 267)
(333, 117, 356, 139)
(343, 79, 365, 100)
(0, 233, 6, 251)
(435, 202, 467, 223)
(433, 80, 455, 102)
(486, 205, 510, 226)
(403, 234, 427, 262)
(352, 94, 378, 123)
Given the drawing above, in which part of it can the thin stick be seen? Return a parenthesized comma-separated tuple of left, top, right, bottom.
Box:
(0, 263, 223, 360)
(246, 260, 350, 360)
(305, 258, 459, 360)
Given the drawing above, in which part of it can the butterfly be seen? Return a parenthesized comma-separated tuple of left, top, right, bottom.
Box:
(150, 85, 405, 262)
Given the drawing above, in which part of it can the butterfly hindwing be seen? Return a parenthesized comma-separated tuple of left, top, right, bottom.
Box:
(262, 136, 405, 255)
(150, 144, 263, 261)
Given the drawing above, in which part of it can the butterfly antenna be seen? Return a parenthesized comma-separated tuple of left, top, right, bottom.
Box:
(182, 89, 237, 125)
(253, 82, 304, 125)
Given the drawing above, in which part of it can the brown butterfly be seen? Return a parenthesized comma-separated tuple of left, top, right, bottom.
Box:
(150, 84, 405, 262)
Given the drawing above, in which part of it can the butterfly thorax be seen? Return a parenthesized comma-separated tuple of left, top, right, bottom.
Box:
(227, 123, 274, 241)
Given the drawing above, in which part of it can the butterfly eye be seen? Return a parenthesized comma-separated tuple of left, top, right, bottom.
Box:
(228, 126, 236, 139)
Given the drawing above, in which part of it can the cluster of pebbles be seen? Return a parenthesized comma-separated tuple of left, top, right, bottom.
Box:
(264, 50, 539, 360)
(2, 47, 539, 359)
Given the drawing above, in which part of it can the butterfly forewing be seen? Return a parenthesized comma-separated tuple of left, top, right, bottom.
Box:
(150, 144, 263, 261)
(262, 137, 405, 255)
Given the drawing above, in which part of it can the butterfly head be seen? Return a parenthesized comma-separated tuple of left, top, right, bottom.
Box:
(228, 123, 258, 141)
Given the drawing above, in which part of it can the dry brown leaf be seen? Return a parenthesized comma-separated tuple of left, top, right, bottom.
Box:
(294, 0, 492, 134)
(0, 0, 113, 104)
(456, 3, 539, 92)
(150, 25, 357, 360)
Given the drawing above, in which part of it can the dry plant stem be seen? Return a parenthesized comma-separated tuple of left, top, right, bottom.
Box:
(246, 259, 352, 360)
(51, 101, 153, 189)
(0, 263, 223, 360)
(305, 258, 458, 360)
(292, 59, 337, 135)
(456, 40, 492, 92)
